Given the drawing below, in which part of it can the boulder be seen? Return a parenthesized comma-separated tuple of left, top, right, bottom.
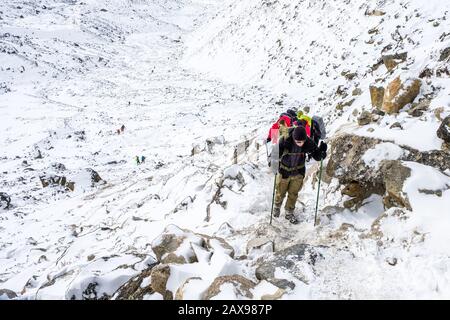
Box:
(382, 52, 407, 71)
(369, 86, 385, 109)
(352, 88, 363, 96)
(150, 264, 173, 300)
(336, 99, 355, 111)
(246, 237, 274, 255)
(389, 122, 403, 130)
(151, 225, 235, 265)
(39, 174, 75, 191)
(261, 288, 286, 300)
(86, 168, 102, 184)
(203, 275, 256, 300)
(365, 9, 385, 16)
(326, 134, 386, 192)
(342, 182, 372, 209)
(357, 111, 373, 126)
(439, 47, 450, 62)
(114, 264, 157, 300)
(151, 225, 202, 264)
(0, 192, 11, 209)
(175, 277, 203, 300)
(382, 77, 421, 114)
(51, 163, 66, 171)
(437, 116, 450, 144)
(199, 233, 235, 259)
(379, 160, 412, 210)
(408, 99, 431, 117)
(255, 244, 324, 285)
(0, 289, 17, 299)
(327, 134, 450, 209)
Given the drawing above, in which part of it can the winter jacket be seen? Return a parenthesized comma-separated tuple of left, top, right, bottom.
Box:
(277, 128, 324, 178)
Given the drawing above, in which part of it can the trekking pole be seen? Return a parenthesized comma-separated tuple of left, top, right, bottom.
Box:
(270, 173, 277, 225)
(264, 140, 271, 167)
(314, 159, 323, 227)
(264, 139, 269, 158)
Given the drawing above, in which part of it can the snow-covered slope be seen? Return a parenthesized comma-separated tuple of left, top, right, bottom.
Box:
(182, 0, 450, 299)
(184, 0, 450, 136)
(1, 0, 449, 300)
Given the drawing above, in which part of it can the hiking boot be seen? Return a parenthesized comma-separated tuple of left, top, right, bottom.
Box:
(273, 206, 281, 218)
(285, 211, 299, 224)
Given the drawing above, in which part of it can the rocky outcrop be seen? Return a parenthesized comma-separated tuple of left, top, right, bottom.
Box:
(365, 9, 385, 16)
(246, 237, 274, 255)
(151, 225, 235, 265)
(0, 289, 17, 299)
(150, 264, 173, 300)
(0, 192, 11, 209)
(114, 264, 157, 300)
(261, 288, 286, 300)
(380, 161, 412, 210)
(203, 275, 256, 300)
(437, 116, 450, 144)
(439, 47, 450, 62)
(382, 52, 407, 71)
(357, 111, 373, 126)
(369, 85, 385, 109)
(86, 168, 103, 185)
(407, 98, 431, 117)
(39, 174, 75, 191)
(255, 244, 324, 287)
(175, 277, 202, 300)
(327, 134, 450, 209)
(151, 225, 202, 264)
(382, 77, 421, 114)
(39, 168, 103, 191)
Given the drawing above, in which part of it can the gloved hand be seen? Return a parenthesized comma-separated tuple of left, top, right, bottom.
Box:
(266, 137, 271, 143)
(319, 141, 327, 152)
(320, 150, 327, 160)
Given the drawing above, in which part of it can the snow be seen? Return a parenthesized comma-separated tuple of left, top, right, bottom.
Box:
(353, 118, 443, 152)
(1, 0, 449, 300)
(362, 143, 405, 169)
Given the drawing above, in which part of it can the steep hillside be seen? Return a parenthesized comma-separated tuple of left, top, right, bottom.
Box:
(1, 0, 450, 300)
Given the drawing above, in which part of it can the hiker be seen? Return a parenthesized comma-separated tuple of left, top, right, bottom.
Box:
(296, 111, 324, 145)
(266, 114, 292, 143)
(121, 124, 125, 132)
(272, 126, 327, 224)
(135, 156, 140, 165)
(141, 155, 145, 163)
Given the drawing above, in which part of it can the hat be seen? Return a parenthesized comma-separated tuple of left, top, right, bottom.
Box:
(286, 109, 297, 118)
(293, 126, 307, 141)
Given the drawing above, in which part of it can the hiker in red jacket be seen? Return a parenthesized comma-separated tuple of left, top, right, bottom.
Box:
(267, 115, 292, 144)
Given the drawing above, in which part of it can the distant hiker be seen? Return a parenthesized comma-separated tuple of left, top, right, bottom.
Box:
(267, 114, 292, 144)
(272, 126, 327, 224)
(141, 155, 145, 163)
(117, 129, 121, 135)
(121, 124, 125, 133)
(135, 156, 141, 165)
